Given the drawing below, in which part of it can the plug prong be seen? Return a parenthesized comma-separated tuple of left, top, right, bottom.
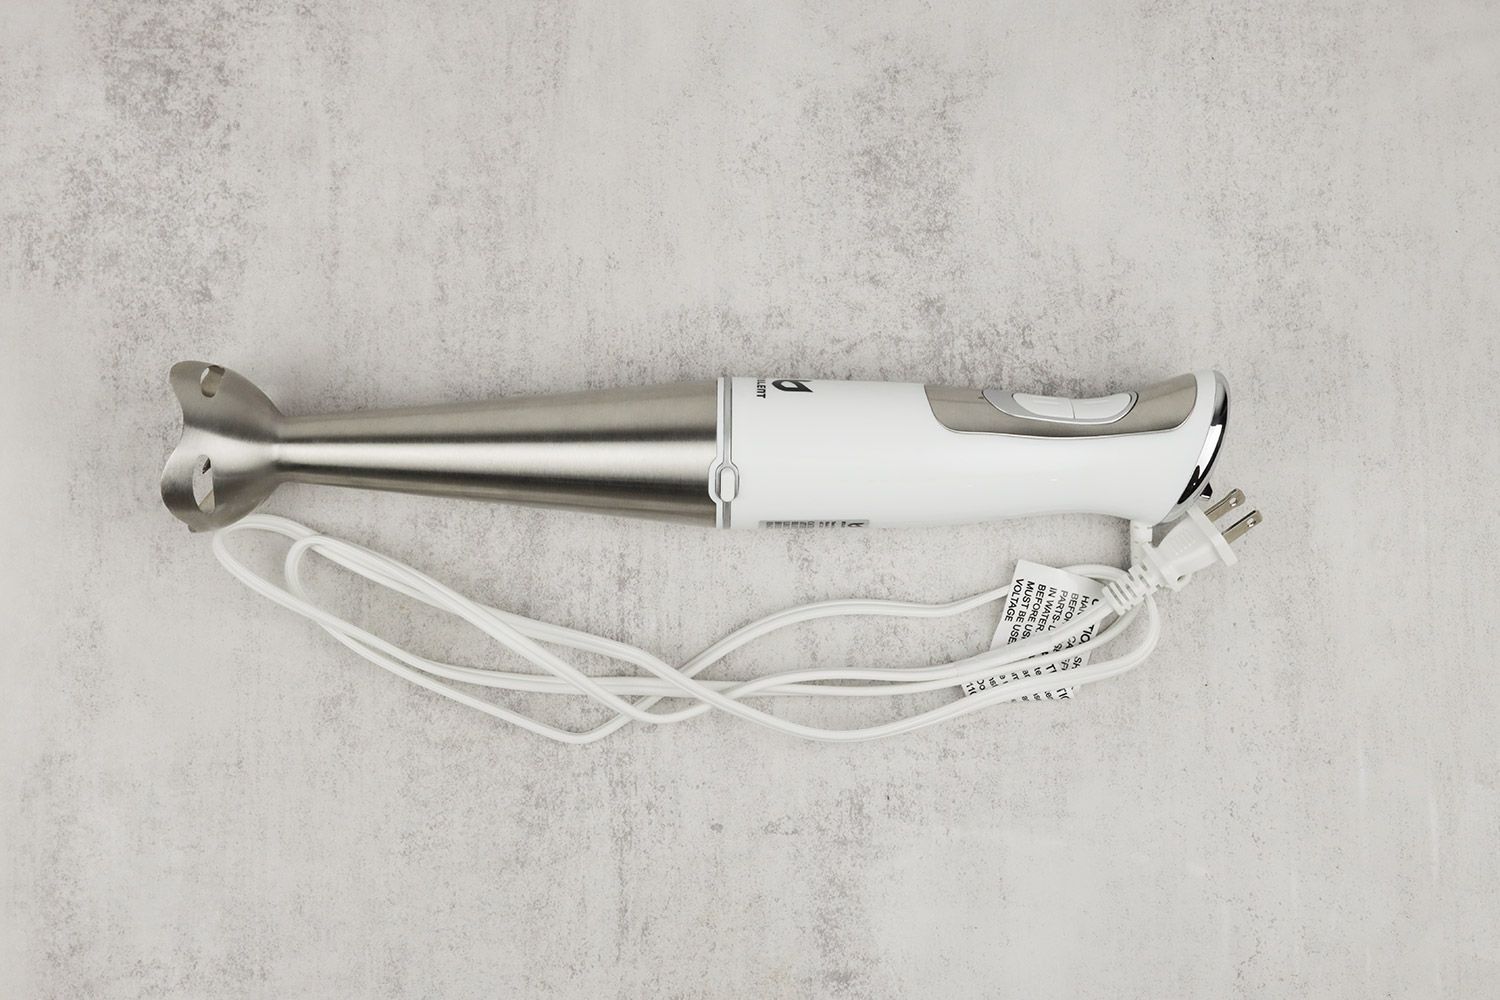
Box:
(1223, 509, 1262, 544)
(1204, 488, 1245, 521)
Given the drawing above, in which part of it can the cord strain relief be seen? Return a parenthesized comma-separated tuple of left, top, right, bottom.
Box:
(1104, 564, 1156, 614)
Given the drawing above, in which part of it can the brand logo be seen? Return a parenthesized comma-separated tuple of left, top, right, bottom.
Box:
(755, 378, 813, 397)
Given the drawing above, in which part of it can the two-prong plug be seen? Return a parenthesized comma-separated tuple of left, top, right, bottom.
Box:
(1105, 489, 1263, 613)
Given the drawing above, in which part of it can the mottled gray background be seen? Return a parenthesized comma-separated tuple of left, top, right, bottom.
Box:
(3, 1, 1498, 997)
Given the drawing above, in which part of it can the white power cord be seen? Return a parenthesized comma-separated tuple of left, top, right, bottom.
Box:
(209, 492, 1259, 744)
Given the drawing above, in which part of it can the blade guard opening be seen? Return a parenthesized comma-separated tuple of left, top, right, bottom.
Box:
(160, 362, 282, 532)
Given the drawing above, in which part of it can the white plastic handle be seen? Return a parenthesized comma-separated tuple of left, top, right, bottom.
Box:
(722, 371, 1225, 528)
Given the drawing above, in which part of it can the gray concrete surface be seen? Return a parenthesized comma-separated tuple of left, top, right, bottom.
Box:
(4, 1, 1498, 996)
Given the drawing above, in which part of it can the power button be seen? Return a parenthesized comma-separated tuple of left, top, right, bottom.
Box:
(1071, 392, 1134, 421)
(982, 388, 1137, 426)
(1010, 393, 1074, 420)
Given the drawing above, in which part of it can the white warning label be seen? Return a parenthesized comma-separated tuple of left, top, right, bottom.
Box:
(962, 560, 1104, 701)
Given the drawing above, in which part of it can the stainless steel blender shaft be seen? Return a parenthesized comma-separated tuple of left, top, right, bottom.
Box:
(160, 361, 720, 531)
